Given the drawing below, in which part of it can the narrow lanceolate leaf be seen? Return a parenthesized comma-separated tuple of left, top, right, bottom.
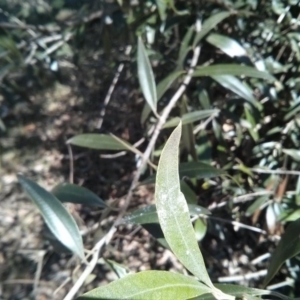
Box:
(193, 284, 285, 300)
(120, 204, 211, 226)
(193, 12, 231, 47)
(212, 75, 259, 107)
(177, 24, 194, 70)
(263, 218, 300, 287)
(206, 33, 246, 58)
(163, 109, 219, 128)
(18, 175, 84, 259)
(52, 183, 107, 208)
(77, 270, 212, 300)
(137, 37, 157, 114)
(141, 70, 184, 124)
(193, 64, 275, 81)
(67, 134, 128, 150)
(155, 123, 213, 288)
(155, 0, 167, 21)
(282, 149, 300, 162)
(180, 162, 225, 178)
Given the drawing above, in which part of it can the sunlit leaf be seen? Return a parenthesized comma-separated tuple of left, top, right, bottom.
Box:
(193, 64, 275, 81)
(244, 106, 259, 142)
(246, 196, 269, 217)
(52, 183, 107, 208)
(283, 149, 300, 162)
(177, 24, 194, 69)
(206, 33, 247, 57)
(163, 109, 219, 128)
(263, 218, 300, 286)
(283, 209, 300, 222)
(18, 175, 84, 259)
(155, 0, 167, 21)
(120, 204, 211, 225)
(77, 271, 212, 300)
(137, 37, 157, 114)
(67, 134, 128, 150)
(194, 218, 207, 242)
(193, 12, 232, 46)
(155, 123, 213, 287)
(193, 284, 282, 299)
(141, 71, 184, 123)
(212, 75, 259, 107)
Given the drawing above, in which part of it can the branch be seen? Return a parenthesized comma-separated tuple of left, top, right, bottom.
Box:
(63, 19, 202, 300)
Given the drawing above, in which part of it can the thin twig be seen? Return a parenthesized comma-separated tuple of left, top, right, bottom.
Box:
(251, 168, 300, 176)
(267, 279, 294, 290)
(233, 190, 273, 203)
(193, 111, 219, 135)
(63, 227, 116, 300)
(40, 33, 73, 59)
(97, 45, 132, 129)
(251, 253, 270, 265)
(129, 22, 202, 195)
(206, 215, 267, 234)
(218, 270, 267, 282)
(67, 144, 74, 184)
(208, 190, 273, 210)
(100, 137, 145, 159)
(33, 250, 46, 295)
(54, 277, 71, 297)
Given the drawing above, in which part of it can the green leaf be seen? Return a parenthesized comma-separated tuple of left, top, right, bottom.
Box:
(211, 75, 259, 107)
(120, 204, 211, 225)
(193, 12, 232, 46)
(77, 270, 212, 300)
(155, 123, 213, 287)
(283, 149, 300, 162)
(52, 183, 107, 208)
(67, 134, 129, 150)
(263, 218, 300, 286)
(177, 24, 194, 70)
(155, 0, 167, 21)
(99, 258, 130, 279)
(163, 109, 219, 128)
(179, 162, 225, 178)
(141, 71, 184, 124)
(283, 209, 300, 222)
(246, 196, 269, 216)
(206, 33, 246, 57)
(181, 180, 197, 205)
(137, 37, 157, 114)
(193, 64, 275, 81)
(141, 161, 225, 185)
(244, 106, 259, 142)
(18, 175, 84, 259)
(194, 218, 207, 242)
(193, 283, 284, 299)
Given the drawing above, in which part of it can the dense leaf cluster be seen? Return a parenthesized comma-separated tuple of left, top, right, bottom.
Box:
(2, 0, 300, 298)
